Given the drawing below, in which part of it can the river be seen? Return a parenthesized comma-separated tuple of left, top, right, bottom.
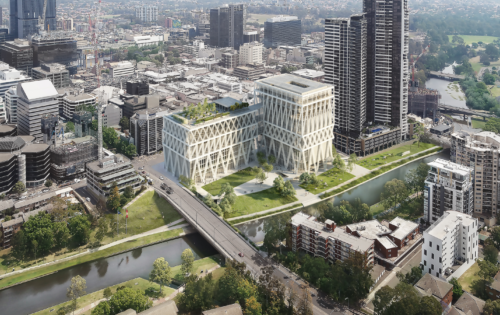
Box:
(426, 62, 467, 109)
(236, 150, 449, 244)
(0, 233, 218, 315)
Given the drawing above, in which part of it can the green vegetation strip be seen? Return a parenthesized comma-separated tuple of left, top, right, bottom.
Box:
(230, 203, 303, 225)
(202, 168, 255, 196)
(357, 142, 435, 170)
(230, 188, 299, 218)
(320, 147, 442, 200)
(300, 168, 355, 194)
(0, 229, 184, 290)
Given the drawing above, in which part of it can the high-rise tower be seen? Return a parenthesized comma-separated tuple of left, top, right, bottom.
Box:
(9, 0, 56, 39)
(209, 4, 246, 50)
(364, 0, 409, 137)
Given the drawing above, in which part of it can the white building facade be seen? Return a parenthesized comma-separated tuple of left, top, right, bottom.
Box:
(239, 42, 263, 65)
(162, 106, 261, 183)
(5, 86, 18, 123)
(424, 158, 474, 224)
(0, 62, 30, 101)
(135, 5, 158, 23)
(255, 74, 334, 174)
(110, 61, 135, 78)
(421, 211, 478, 278)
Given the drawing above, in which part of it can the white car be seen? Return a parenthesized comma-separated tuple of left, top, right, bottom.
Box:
(86, 197, 91, 202)
(160, 176, 164, 180)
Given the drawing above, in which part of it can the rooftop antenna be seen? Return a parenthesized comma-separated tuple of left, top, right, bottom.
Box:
(90, 0, 104, 160)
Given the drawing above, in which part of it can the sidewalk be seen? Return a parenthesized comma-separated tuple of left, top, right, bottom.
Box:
(0, 220, 189, 280)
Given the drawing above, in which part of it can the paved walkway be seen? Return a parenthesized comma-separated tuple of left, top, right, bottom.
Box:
(0, 221, 190, 280)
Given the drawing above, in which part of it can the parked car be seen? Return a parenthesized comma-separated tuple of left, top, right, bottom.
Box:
(159, 176, 164, 180)
(86, 197, 91, 202)
(238, 253, 244, 257)
(42, 189, 50, 193)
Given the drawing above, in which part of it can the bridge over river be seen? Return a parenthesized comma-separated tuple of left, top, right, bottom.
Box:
(438, 104, 494, 119)
(429, 71, 465, 81)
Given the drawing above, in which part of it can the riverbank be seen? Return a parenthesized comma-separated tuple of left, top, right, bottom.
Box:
(0, 228, 189, 290)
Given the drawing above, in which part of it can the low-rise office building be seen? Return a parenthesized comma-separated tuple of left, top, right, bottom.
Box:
(424, 159, 474, 224)
(110, 61, 135, 78)
(421, 211, 478, 278)
(289, 212, 375, 264)
(61, 92, 96, 120)
(32, 63, 70, 88)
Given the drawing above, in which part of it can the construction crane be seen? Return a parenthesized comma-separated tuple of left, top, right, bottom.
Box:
(89, 0, 104, 161)
(37, 0, 49, 35)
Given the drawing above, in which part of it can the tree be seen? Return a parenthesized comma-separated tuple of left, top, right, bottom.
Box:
(179, 175, 194, 188)
(103, 287, 112, 301)
(123, 185, 134, 199)
(149, 257, 171, 293)
(181, 248, 195, 277)
(11, 230, 27, 261)
(419, 296, 443, 315)
(67, 276, 87, 315)
(373, 283, 421, 315)
(45, 180, 53, 188)
(106, 186, 121, 212)
(490, 226, 500, 250)
(282, 180, 296, 198)
(449, 277, 463, 302)
(484, 244, 499, 264)
(414, 123, 425, 148)
(478, 259, 498, 282)
(108, 287, 151, 313)
(219, 183, 236, 205)
(299, 172, 311, 185)
(23, 213, 54, 256)
(119, 116, 129, 131)
(263, 163, 273, 175)
(484, 299, 500, 315)
(65, 122, 75, 133)
(333, 154, 346, 174)
(256, 170, 267, 184)
(268, 154, 276, 165)
(53, 221, 71, 249)
(177, 274, 215, 312)
(244, 296, 262, 315)
(256, 151, 266, 165)
(12, 181, 25, 195)
(296, 286, 313, 315)
(347, 154, 358, 172)
(94, 217, 109, 245)
(69, 215, 92, 245)
(396, 266, 422, 286)
(91, 301, 110, 315)
(380, 179, 409, 209)
(483, 73, 496, 85)
(263, 212, 290, 254)
(273, 176, 285, 192)
(4, 215, 11, 221)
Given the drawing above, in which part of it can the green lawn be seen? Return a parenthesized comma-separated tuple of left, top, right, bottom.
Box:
(229, 188, 299, 218)
(99, 190, 183, 244)
(300, 168, 355, 194)
(357, 142, 435, 170)
(447, 35, 499, 46)
(471, 117, 488, 130)
(171, 256, 221, 282)
(458, 261, 480, 292)
(0, 229, 184, 289)
(33, 277, 175, 315)
(369, 202, 386, 216)
(211, 267, 226, 281)
(202, 168, 255, 196)
(490, 86, 500, 98)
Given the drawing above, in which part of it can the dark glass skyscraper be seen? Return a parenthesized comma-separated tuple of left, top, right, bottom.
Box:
(209, 4, 246, 50)
(263, 16, 301, 48)
(9, 0, 56, 39)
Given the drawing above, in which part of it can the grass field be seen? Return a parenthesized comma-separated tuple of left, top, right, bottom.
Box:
(230, 188, 299, 218)
(469, 56, 500, 74)
(202, 168, 255, 196)
(33, 277, 175, 315)
(248, 14, 275, 24)
(471, 117, 489, 129)
(357, 142, 435, 170)
(458, 261, 480, 292)
(447, 35, 499, 46)
(369, 202, 386, 216)
(300, 168, 355, 194)
(99, 190, 183, 244)
(171, 256, 221, 282)
(489, 86, 500, 98)
(0, 229, 184, 289)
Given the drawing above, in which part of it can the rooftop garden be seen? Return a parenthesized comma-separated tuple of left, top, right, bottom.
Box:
(174, 99, 250, 125)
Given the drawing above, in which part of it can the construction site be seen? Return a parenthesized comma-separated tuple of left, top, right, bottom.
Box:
(50, 136, 98, 182)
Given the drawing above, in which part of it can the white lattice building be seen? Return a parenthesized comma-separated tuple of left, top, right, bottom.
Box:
(255, 74, 334, 173)
(162, 106, 262, 183)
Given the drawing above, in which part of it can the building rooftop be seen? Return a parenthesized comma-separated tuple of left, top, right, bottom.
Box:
(211, 97, 242, 109)
(389, 217, 419, 241)
(346, 220, 392, 240)
(20, 143, 49, 154)
(64, 93, 95, 102)
(266, 15, 298, 23)
(19, 80, 58, 101)
(292, 69, 325, 79)
(86, 154, 132, 174)
(453, 291, 485, 315)
(414, 273, 453, 300)
(256, 74, 330, 95)
(291, 213, 373, 252)
(426, 211, 476, 240)
(202, 303, 243, 315)
(428, 158, 472, 177)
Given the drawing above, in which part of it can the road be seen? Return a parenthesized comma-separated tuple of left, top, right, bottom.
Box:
(136, 154, 351, 315)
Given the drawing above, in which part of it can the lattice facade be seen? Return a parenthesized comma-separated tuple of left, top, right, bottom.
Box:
(255, 75, 334, 173)
(162, 107, 261, 183)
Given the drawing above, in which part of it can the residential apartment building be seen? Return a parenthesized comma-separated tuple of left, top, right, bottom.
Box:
(324, 14, 367, 154)
(109, 61, 134, 78)
(210, 4, 246, 49)
(255, 74, 334, 174)
(130, 107, 169, 156)
(421, 211, 478, 278)
(162, 100, 260, 183)
(289, 212, 375, 264)
(424, 158, 473, 224)
(239, 42, 263, 66)
(221, 53, 239, 69)
(135, 5, 158, 23)
(451, 131, 500, 225)
(17, 80, 59, 140)
(364, 0, 409, 138)
(263, 16, 301, 48)
(86, 154, 143, 198)
(32, 63, 70, 88)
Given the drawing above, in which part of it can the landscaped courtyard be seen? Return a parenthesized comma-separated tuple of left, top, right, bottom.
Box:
(202, 168, 255, 196)
(357, 142, 435, 170)
(229, 188, 299, 218)
(300, 168, 355, 194)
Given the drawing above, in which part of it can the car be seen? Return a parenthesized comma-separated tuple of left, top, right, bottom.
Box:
(238, 253, 244, 257)
(19, 196, 26, 200)
(42, 188, 50, 193)
(160, 176, 164, 180)
(86, 197, 91, 202)
(284, 276, 289, 279)
(74, 179, 81, 183)
(311, 293, 316, 297)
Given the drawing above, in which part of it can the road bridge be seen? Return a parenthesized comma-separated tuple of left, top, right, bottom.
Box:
(438, 104, 494, 119)
(429, 71, 465, 81)
(143, 162, 354, 315)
